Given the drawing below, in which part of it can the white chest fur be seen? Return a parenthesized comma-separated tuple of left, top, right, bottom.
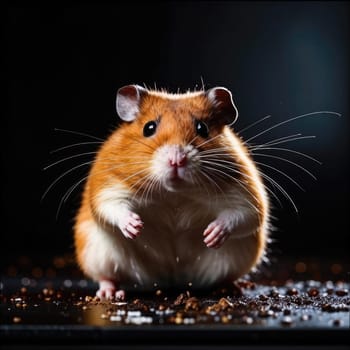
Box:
(82, 183, 263, 290)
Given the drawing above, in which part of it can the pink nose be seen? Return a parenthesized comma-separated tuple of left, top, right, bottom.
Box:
(168, 146, 187, 167)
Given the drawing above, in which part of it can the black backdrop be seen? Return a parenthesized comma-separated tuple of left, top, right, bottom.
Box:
(4, 2, 349, 267)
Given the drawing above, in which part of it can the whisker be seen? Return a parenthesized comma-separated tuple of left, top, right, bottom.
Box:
(41, 161, 94, 202)
(43, 159, 152, 202)
(250, 133, 302, 148)
(245, 111, 341, 143)
(97, 155, 153, 160)
(50, 141, 103, 154)
(56, 176, 89, 219)
(229, 158, 298, 212)
(129, 173, 153, 194)
(197, 152, 234, 159)
(54, 128, 104, 141)
(257, 170, 298, 213)
(137, 173, 153, 204)
(54, 160, 150, 217)
(200, 162, 259, 212)
(130, 173, 154, 204)
(196, 134, 224, 149)
(235, 161, 298, 214)
(199, 167, 226, 197)
(129, 136, 158, 152)
(118, 168, 150, 185)
(188, 135, 199, 146)
(43, 152, 98, 170)
(254, 161, 305, 191)
(250, 146, 322, 164)
(255, 176, 283, 208)
(190, 168, 214, 201)
(202, 157, 283, 208)
(236, 115, 272, 135)
(144, 174, 159, 204)
(197, 147, 231, 156)
(251, 135, 316, 149)
(251, 152, 317, 180)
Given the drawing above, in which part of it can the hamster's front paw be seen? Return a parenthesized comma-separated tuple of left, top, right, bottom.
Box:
(120, 212, 144, 239)
(203, 220, 229, 249)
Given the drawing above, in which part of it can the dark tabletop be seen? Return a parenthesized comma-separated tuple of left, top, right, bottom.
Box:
(1, 274, 349, 349)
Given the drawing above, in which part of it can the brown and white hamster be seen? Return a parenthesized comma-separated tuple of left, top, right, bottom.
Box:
(74, 85, 269, 299)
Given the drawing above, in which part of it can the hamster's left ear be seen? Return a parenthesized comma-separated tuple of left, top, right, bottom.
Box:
(116, 85, 147, 122)
(206, 87, 238, 125)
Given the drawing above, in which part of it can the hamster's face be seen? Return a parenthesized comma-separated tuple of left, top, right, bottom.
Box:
(109, 85, 240, 195)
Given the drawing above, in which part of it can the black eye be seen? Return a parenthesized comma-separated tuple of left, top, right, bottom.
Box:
(195, 120, 209, 138)
(143, 120, 157, 137)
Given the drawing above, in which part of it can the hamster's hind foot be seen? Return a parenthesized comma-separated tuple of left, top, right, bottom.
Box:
(96, 279, 125, 301)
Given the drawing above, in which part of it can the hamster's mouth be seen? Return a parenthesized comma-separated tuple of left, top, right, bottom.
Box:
(169, 164, 188, 180)
(162, 171, 188, 192)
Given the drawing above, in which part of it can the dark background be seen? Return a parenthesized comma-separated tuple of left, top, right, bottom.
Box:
(3, 2, 349, 270)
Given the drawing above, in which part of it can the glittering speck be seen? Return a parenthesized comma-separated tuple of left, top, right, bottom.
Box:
(63, 279, 73, 288)
(78, 280, 88, 288)
(21, 278, 31, 287)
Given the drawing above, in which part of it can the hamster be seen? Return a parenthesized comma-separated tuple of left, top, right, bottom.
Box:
(74, 85, 269, 300)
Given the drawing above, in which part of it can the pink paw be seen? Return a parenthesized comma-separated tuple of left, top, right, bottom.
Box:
(96, 280, 125, 300)
(120, 212, 143, 240)
(203, 220, 229, 249)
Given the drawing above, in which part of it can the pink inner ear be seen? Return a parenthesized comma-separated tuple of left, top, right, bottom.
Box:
(116, 85, 144, 122)
(207, 87, 238, 125)
(118, 85, 139, 100)
(214, 88, 231, 107)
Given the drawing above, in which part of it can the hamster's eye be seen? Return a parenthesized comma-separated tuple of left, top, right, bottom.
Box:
(143, 120, 157, 137)
(195, 120, 209, 138)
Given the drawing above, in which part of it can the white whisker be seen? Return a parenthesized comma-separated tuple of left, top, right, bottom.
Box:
(245, 111, 341, 143)
(119, 168, 150, 185)
(204, 157, 283, 209)
(54, 128, 104, 141)
(198, 147, 231, 156)
(43, 152, 98, 170)
(142, 174, 158, 205)
(251, 135, 316, 148)
(129, 136, 158, 152)
(251, 146, 322, 164)
(41, 161, 94, 201)
(251, 166, 298, 213)
(250, 133, 302, 148)
(50, 141, 103, 154)
(56, 176, 89, 219)
(199, 167, 225, 198)
(236, 115, 271, 135)
(55, 162, 150, 218)
(196, 134, 224, 149)
(200, 162, 259, 212)
(254, 161, 305, 192)
(188, 135, 199, 146)
(252, 152, 317, 180)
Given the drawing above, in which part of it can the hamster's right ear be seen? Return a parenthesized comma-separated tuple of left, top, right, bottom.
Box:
(116, 85, 147, 122)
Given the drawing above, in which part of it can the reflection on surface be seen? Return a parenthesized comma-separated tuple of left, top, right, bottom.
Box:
(1, 276, 349, 328)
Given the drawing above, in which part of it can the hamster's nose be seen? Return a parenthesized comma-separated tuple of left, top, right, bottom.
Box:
(168, 146, 187, 167)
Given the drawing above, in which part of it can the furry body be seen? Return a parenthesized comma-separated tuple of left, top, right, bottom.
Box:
(74, 86, 269, 296)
